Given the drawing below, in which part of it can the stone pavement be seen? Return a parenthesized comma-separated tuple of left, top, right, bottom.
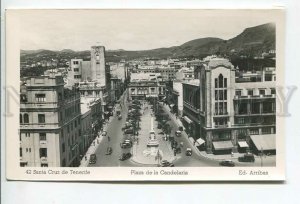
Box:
(131, 102, 175, 165)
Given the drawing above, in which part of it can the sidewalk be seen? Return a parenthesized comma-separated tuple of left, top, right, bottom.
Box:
(131, 102, 175, 165)
(79, 115, 114, 167)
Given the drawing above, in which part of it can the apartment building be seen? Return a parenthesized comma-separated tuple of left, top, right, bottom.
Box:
(182, 58, 276, 155)
(20, 74, 81, 167)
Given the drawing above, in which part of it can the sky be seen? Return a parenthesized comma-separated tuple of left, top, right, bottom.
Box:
(16, 9, 278, 51)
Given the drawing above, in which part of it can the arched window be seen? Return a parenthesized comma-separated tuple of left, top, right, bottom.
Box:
(20, 114, 23, 124)
(218, 74, 224, 88)
(24, 113, 29, 123)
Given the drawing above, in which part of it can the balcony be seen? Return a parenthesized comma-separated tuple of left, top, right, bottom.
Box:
(214, 112, 229, 117)
(40, 157, 48, 163)
(214, 124, 229, 128)
(234, 94, 275, 100)
(40, 140, 47, 146)
(20, 123, 60, 129)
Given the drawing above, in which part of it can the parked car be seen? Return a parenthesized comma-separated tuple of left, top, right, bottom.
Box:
(105, 147, 113, 155)
(238, 153, 255, 162)
(160, 160, 175, 167)
(120, 141, 132, 148)
(89, 154, 97, 164)
(185, 148, 192, 156)
(102, 131, 107, 136)
(219, 160, 235, 167)
(124, 128, 134, 134)
(175, 130, 182, 137)
(119, 153, 132, 161)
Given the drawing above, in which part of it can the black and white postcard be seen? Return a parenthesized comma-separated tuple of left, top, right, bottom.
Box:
(5, 9, 285, 181)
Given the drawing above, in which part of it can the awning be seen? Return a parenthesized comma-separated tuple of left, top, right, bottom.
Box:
(188, 137, 195, 144)
(238, 141, 249, 148)
(250, 134, 276, 150)
(183, 116, 193, 124)
(196, 138, 205, 146)
(213, 141, 234, 150)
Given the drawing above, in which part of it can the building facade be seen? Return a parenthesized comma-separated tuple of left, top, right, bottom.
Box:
(182, 58, 276, 155)
(128, 73, 166, 101)
(20, 74, 81, 167)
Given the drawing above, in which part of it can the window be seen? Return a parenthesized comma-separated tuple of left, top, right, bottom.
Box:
(38, 114, 45, 124)
(26, 148, 28, 152)
(224, 78, 227, 88)
(218, 74, 224, 88)
(39, 148, 47, 158)
(62, 159, 66, 167)
(35, 94, 46, 102)
(74, 75, 81, 79)
(62, 143, 65, 153)
(20, 148, 22, 157)
(39, 133, 46, 141)
(58, 93, 62, 101)
(74, 68, 79, 72)
(73, 61, 79, 65)
(215, 78, 218, 88)
(248, 90, 253, 96)
(235, 90, 242, 96)
(215, 90, 218, 100)
(271, 88, 276, 95)
(24, 114, 29, 123)
(238, 117, 245, 124)
(262, 127, 271, 134)
(250, 128, 259, 135)
(41, 164, 48, 167)
(259, 89, 265, 95)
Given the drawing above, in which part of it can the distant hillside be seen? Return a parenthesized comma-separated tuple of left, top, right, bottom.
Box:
(20, 23, 275, 62)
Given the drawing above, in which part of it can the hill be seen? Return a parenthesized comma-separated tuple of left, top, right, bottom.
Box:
(20, 23, 276, 62)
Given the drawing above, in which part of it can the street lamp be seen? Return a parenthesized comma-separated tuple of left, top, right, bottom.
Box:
(260, 147, 264, 167)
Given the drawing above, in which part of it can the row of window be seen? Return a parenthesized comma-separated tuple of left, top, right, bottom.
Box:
(215, 74, 227, 88)
(235, 89, 276, 96)
(20, 147, 47, 158)
(20, 113, 45, 124)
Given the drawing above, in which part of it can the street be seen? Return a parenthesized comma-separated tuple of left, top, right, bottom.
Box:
(87, 92, 274, 167)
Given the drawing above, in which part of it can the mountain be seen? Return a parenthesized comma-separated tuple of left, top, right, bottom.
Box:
(20, 23, 275, 62)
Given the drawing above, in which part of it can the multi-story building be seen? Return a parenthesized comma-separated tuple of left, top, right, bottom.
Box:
(182, 58, 276, 155)
(78, 81, 108, 115)
(67, 59, 83, 87)
(175, 67, 194, 81)
(110, 77, 124, 104)
(128, 73, 166, 101)
(80, 97, 102, 154)
(20, 74, 81, 167)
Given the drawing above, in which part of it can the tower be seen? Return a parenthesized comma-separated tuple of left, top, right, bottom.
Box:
(90, 46, 106, 86)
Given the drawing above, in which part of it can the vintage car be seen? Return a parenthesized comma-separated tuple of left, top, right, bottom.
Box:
(219, 160, 235, 167)
(89, 154, 97, 164)
(185, 148, 192, 156)
(238, 153, 255, 162)
(119, 153, 132, 161)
